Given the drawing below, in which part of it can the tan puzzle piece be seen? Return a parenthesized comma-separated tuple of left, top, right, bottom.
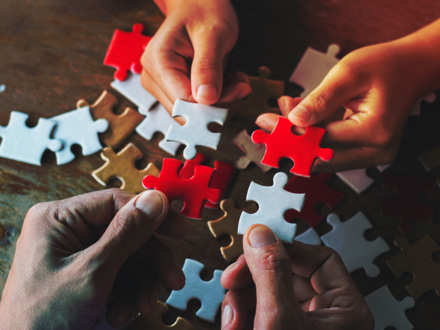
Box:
(208, 199, 258, 263)
(237, 66, 284, 119)
(92, 143, 159, 194)
(232, 130, 271, 172)
(129, 301, 194, 330)
(77, 90, 143, 148)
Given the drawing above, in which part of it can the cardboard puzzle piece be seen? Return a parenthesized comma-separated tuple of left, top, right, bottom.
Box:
(252, 117, 333, 177)
(289, 44, 340, 98)
(111, 73, 157, 111)
(410, 93, 436, 116)
(136, 103, 182, 155)
(129, 301, 194, 330)
(166, 259, 226, 323)
(238, 172, 305, 243)
(238, 66, 284, 118)
(284, 173, 344, 227)
(104, 23, 151, 81)
(336, 165, 390, 194)
(92, 143, 159, 194)
(419, 144, 440, 187)
(386, 235, 440, 299)
(51, 107, 108, 165)
(142, 158, 220, 219)
(166, 100, 228, 159)
(321, 212, 389, 277)
(232, 130, 271, 172)
(381, 173, 435, 232)
(365, 286, 414, 330)
(77, 90, 143, 148)
(0, 111, 62, 165)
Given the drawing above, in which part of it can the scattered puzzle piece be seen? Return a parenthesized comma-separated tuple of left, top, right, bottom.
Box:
(166, 258, 226, 323)
(232, 130, 271, 172)
(289, 44, 340, 97)
(284, 173, 343, 227)
(237, 66, 284, 118)
(166, 100, 228, 160)
(0, 111, 62, 165)
(179, 153, 209, 179)
(252, 117, 333, 177)
(51, 107, 108, 165)
(336, 165, 390, 194)
(365, 286, 414, 330)
(321, 212, 389, 277)
(142, 158, 220, 219)
(0, 84, 5, 93)
(104, 23, 151, 81)
(92, 143, 159, 194)
(77, 90, 143, 148)
(410, 93, 436, 116)
(419, 145, 440, 187)
(238, 172, 305, 243)
(381, 173, 435, 232)
(386, 235, 440, 299)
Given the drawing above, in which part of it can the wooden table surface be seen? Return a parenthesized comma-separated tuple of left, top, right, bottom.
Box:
(1, 0, 440, 329)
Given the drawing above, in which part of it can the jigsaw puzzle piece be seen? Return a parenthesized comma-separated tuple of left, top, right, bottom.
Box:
(321, 212, 389, 277)
(0, 111, 62, 165)
(104, 24, 151, 81)
(232, 130, 271, 172)
(166, 100, 228, 160)
(92, 143, 159, 194)
(166, 259, 226, 323)
(238, 172, 305, 243)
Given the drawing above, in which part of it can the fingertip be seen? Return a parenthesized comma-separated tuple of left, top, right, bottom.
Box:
(255, 113, 279, 131)
(245, 224, 277, 249)
(236, 83, 252, 101)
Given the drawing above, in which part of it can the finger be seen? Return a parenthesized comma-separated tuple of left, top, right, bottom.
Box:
(221, 286, 256, 330)
(221, 254, 252, 291)
(140, 69, 175, 114)
(255, 113, 281, 131)
(152, 240, 185, 290)
(157, 209, 189, 238)
(217, 72, 252, 104)
(278, 96, 303, 117)
(135, 269, 159, 316)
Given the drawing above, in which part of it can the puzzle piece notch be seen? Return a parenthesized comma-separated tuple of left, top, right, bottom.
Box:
(142, 158, 220, 219)
(336, 165, 390, 194)
(321, 212, 389, 277)
(252, 117, 333, 177)
(77, 90, 143, 148)
(166, 259, 226, 323)
(386, 235, 440, 299)
(92, 143, 159, 194)
(365, 286, 414, 330)
(0, 111, 62, 166)
(238, 172, 305, 243)
(232, 130, 271, 172)
(104, 24, 151, 81)
(166, 100, 228, 160)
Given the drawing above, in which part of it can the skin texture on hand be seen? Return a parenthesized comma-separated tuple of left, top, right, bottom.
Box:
(221, 225, 374, 330)
(0, 189, 185, 330)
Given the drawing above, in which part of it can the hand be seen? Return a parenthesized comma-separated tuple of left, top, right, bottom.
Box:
(221, 225, 373, 329)
(141, 0, 251, 113)
(0, 189, 185, 329)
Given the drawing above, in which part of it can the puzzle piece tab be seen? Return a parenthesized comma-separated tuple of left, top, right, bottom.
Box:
(166, 259, 226, 323)
(232, 130, 271, 172)
(238, 172, 305, 243)
(252, 117, 333, 177)
(92, 143, 159, 194)
(166, 100, 228, 160)
(104, 24, 151, 81)
(0, 111, 62, 165)
(321, 213, 389, 277)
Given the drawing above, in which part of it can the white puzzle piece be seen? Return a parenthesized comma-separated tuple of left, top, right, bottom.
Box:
(0, 111, 62, 165)
(410, 92, 436, 116)
(238, 172, 305, 243)
(232, 129, 271, 172)
(166, 99, 228, 159)
(166, 258, 226, 323)
(295, 227, 321, 246)
(336, 164, 390, 194)
(321, 212, 389, 277)
(51, 107, 108, 165)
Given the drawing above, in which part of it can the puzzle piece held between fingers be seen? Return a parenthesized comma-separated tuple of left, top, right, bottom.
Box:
(0, 111, 62, 165)
(166, 100, 228, 160)
(232, 130, 271, 172)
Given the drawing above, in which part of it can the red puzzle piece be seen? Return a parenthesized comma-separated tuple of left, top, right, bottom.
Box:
(284, 173, 344, 227)
(381, 173, 436, 232)
(252, 117, 333, 177)
(104, 23, 151, 81)
(142, 158, 221, 219)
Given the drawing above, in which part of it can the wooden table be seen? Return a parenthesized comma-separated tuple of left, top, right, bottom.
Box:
(1, 0, 440, 329)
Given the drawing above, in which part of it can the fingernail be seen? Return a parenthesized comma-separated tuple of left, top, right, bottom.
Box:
(248, 225, 277, 248)
(289, 105, 311, 122)
(222, 305, 234, 328)
(196, 84, 217, 101)
(135, 190, 166, 220)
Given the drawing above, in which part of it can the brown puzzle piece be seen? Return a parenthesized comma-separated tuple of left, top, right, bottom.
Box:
(419, 145, 440, 187)
(232, 130, 271, 172)
(386, 235, 440, 299)
(208, 199, 258, 263)
(77, 90, 143, 148)
(92, 143, 159, 194)
(129, 301, 194, 330)
(237, 66, 284, 118)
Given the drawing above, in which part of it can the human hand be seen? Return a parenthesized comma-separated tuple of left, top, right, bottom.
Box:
(221, 225, 373, 329)
(0, 189, 185, 329)
(141, 0, 251, 113)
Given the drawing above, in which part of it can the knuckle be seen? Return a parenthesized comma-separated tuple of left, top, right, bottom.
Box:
(258, 250, 290, 273)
